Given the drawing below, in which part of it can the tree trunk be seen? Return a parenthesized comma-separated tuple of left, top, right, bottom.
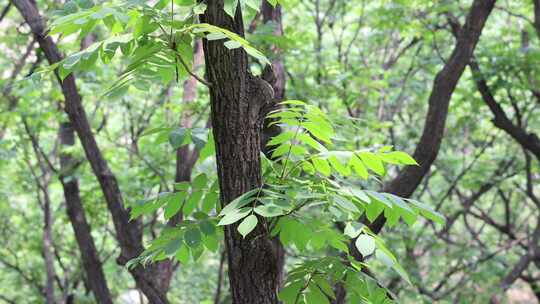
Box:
(368, 0, 497, 234)
(42, 189, 56, 304)
(58, 122, 114, 304)
(11, 1, 169, 302)
(201, 2, 280, 303)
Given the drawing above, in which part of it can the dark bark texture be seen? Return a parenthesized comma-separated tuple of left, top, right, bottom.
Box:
(59, 122, 114, 304)
(201, 1, 280, 303)
(11, 1, 169, 303)
(368, 0, 497, 234)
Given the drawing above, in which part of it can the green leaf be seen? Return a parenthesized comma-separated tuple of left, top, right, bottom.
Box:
(184, 228, 202, 248)
(380, 151, 418, 165)
(193, 2, 207, 14)
(175, 181, 190, 191)
(333, 195, 359, 213)
(313, 275, 336, 299)
(271, 143, 291, 158)
(169, 128, 189, 149)
(191, 128, 208, 150)
(203, 234, 219, 252)
(224, 40, 242, 49)
(175, 243, 190, 264)
(192, 173, 207, 189)
(297, 133, 328, 152)
(223, 0, 238, 18)
(219, 188, 259, 215)
(200, 220, 216, 235)
(267, 131, 295, 146)
(199, 132, 215, 161)
(254, 204, 286, 217)
(305, 283, 330, 304)
(355, 234, 375, 256)
(328, 155, 351, 176)
(312, 157, 331, 176)
(183, 190, 203, 216)
(202, 191, 219, 213)
(357, 151, 385, 176)
(164, 192, 187, 219)
(278, 281, 304, 303)
(302, 122, 332, 143)
(408, 199, 445, 225)
(344, 222, 364, 238)
(365, 200, 384, 222)
(218, 207, 252, 225)
(349, 155, 369, 179)
(237, 214, 258, 238)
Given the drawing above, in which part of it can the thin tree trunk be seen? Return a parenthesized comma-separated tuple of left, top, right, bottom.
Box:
(213, 250, 226, 304)
(42, 189, 56, 304)
(175, 40, 205, 185)
(337, 2, 497, 302)
(58, 122, 114, 304)
(155, 39, 206, 291)
(11, 1, 169, 302)
(201, 2, 280, 303)
(533, 0, 540, 41)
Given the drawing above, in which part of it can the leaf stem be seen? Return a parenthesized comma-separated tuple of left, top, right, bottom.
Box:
(174, 52, 212, 87)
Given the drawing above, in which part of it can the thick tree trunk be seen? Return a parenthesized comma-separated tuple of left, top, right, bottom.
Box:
(58, 122, 114, 304)
(11, 1, 169, 303)
(201, 2, 280, 303)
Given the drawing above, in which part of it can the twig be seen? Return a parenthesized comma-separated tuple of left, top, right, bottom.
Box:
(175, 52, 212, 87)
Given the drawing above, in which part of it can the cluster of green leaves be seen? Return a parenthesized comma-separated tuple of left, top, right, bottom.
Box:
(211, 100, 444, 303)
(127, 99, 444, 303)
(128, 172, 221, 267)
(47, 0, 271, 96)
(141, 125, 215, 160)
(279, 257, 395, 304)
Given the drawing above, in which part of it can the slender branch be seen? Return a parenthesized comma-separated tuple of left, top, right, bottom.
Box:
(175, 52, 212, 87)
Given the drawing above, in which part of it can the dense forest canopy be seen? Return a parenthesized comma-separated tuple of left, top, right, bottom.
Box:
(1, 0, 539, 303)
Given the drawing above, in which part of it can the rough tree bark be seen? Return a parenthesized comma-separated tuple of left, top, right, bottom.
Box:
(201, 1, 280, 303)
(367, 0, 497, 234)
(11, 1, 169, 302)
(58, 122, 114, 304)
